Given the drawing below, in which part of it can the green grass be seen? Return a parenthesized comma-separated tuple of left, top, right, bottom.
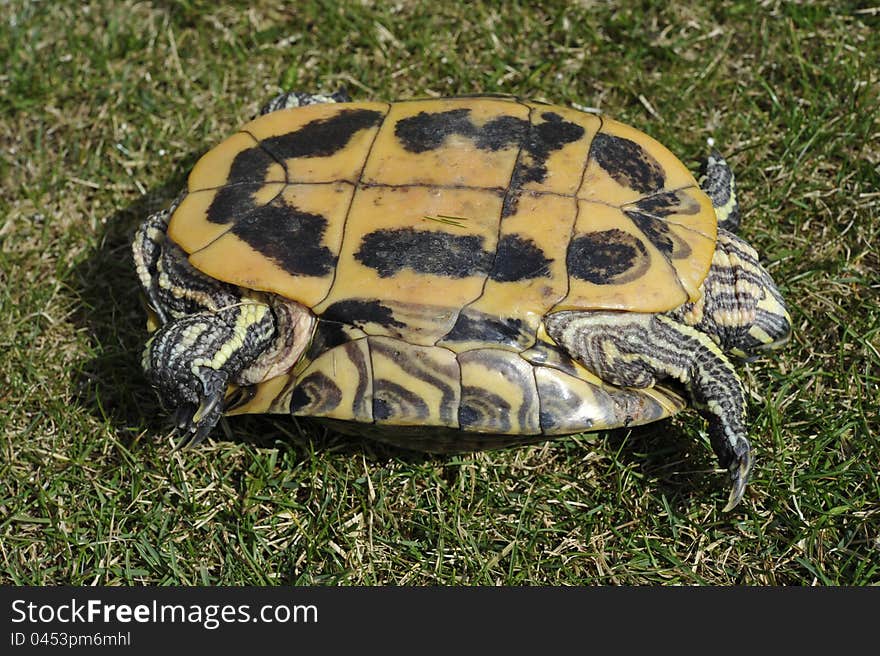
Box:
(1, 0, 878, 585)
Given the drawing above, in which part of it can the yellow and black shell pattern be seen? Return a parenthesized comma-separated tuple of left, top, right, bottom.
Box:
(168, 96, 717, 444)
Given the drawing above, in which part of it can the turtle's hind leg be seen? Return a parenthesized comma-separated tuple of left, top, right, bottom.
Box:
(544, 311, 751, 511)
(700, 151, 740, 233)
(260, 89, 352, 115)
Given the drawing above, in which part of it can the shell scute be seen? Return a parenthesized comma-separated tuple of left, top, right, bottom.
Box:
(368, 337, 461, 428)
(288, 338, 373, 423)
(240, 101, 389, 184)
(362, 97, 529, 188)
(458, 349, 541, 434)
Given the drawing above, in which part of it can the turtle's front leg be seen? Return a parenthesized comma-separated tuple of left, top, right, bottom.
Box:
(259, 88, 352, 115)
(544, 311, 751, 511)
(133, 209, 280, 444)
(143, 302, 277, 445)
(132, 208, 174, 327)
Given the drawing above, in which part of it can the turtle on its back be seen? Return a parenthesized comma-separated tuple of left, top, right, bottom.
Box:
(132, 91, 790, 510)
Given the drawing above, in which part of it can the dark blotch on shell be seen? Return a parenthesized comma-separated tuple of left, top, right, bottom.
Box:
(459, 387, 512, 433)
(290, 372, 343, 415)
(590, 133, 665, 195)
(503, 111, 586, 217)
(373, 380, 430, 421)
(258, 108, 385, 163)
(394, 108, 528, 154)
(489, 234, 553, 282)
(321, 299, 406, 331)
(232, 201, 337, 277)
(443, 309, 529, 349)
(567, 229, 650, 285)
(355, 228, 493, 278)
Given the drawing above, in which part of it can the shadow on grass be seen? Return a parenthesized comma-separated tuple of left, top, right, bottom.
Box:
(70, 174, 181, 449)
(606, 420, 721, 509)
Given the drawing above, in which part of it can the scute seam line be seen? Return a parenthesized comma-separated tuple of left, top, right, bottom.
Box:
(621, 211, 690, 300)
(184, 183, 288, 259)
(241, 129, 291, 184)
(545, 114, 604, 318)
(433, 97, 532, 348)
(313, 101, 394, 309)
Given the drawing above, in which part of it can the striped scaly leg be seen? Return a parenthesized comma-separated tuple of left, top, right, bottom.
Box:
(134, 209, 279, 445)
(544, 311, 751, 511)
(700, 151, 740, 233)
(259, 88, 352, 115)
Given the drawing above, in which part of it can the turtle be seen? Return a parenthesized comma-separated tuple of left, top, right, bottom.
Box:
(132, 91, 791, 510)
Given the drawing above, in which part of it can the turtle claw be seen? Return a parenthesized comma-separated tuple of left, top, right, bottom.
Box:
(171, 386, 225, 449)
(722, 447, 754, 512)
(171, 406, 199, 449)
